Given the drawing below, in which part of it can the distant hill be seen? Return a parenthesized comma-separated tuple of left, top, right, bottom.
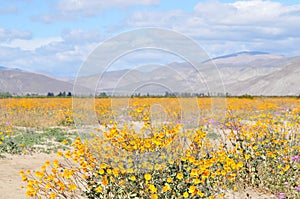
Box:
(1, 52, 299, 96)
(75, 52, 299, 96)
(225, 57, 300, 95)
(0, 69, 89, 95)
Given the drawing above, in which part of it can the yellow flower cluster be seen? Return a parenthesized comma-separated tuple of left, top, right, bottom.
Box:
(9, 97, 300, 198)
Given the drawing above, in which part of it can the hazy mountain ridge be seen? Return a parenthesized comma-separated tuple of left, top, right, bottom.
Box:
(0, 69, 91, 95)
(90, 52, 299, 96)
(226, 57, 300, 95)
(0, 52, 299, 96)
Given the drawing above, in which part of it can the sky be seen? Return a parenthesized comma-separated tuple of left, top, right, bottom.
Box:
(0, 0, 299, 76)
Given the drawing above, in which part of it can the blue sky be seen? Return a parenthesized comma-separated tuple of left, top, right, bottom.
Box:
(0, 0, 300, 76)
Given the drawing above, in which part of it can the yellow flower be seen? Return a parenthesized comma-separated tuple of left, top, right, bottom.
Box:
(245, 154, 251, 160)
(119, 180, 126, 186)
(202, 170, 210, 178)
(49, 193, 57, 199)
(95, 185, 102, 193)
(283, 164, 290, 171)
(137, 107, 143, 113)
(190, 169, 198, 177)
(163, 184, 171, 192)
(237, 162, 243, 168)
(61, 139, 68, 145)
(112, 168, 119, 177)
(99, 169, 105, 175)
(64, 150, 72, 158)
(176, 173, 183, 180)
(221, 170, 226, 176)
(145, 141, 151, 148)
(106, 169, 112, 174)
(168, 159, 174, 164)
(277, 165, 282, 169)
(102, 177, 108, 186)
(167, 177, 173, 183)
(279, 171, 284, 175)
(183, 191, 189, 198)
(68, 184, 77, 191)
(63, 169, 73, 179)
(193, 178, 201, 184)
(130, 176, 136, 181)
(148, 184, 157, 193)
(198, 191, 205, 197)
(233, 186, 238, 192)
(21, 175, 28, 181)
(144, 173, 152, 181)
(53, 159, 60, 168)
(45, 183, 51, 189)
(100, 163, 107, 169)
(151, 194, 158, 199)
(34, 171, 44, 178)
(189, 185, 196, 194)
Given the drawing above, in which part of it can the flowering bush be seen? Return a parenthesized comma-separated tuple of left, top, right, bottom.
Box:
(12, 97, 300, 198)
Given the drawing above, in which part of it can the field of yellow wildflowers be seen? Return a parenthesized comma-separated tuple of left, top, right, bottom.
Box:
(0, 97, 299, 198)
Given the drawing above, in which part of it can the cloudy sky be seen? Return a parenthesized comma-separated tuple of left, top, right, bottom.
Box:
(0, 0, 299, 76)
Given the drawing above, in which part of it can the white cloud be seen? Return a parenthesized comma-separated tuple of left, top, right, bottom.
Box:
(34, 0, 159, 23)
(56, 0, 159, 13)
(2, 1, 300, 77)
(3, 37, 63, 51)
(125, 0, 300, 56)
(194, 0, 300, 27)
(0, 29, 104, 76)
(0, 46, 29, 61)
(61, 29, 105, 44)
(126, 10, 185, 27)
(0, 28, 32, 42)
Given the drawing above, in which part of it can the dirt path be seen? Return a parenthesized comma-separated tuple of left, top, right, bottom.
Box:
(0, 153, 57, 199)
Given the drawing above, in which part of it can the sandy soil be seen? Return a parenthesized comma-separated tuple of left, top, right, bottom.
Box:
(0, 153, 57, 199)
(0, 153, 276, 199)
(225, 189, 276, 199)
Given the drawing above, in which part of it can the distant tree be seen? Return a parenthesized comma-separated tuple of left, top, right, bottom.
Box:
(98, 92, 107, 98)
(67, 92, 72, 97)
(164, 91, 176, 97)
(239, 94, 253, 99)
(25, 93, 38, 97)
(47, 92, 54, 97)
(57, 92, 63, 97)
(0, 92, 12, 98)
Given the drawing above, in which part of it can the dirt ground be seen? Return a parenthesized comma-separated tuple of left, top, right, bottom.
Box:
(0, 153, 277, 199)
(0, 153, 57, 199)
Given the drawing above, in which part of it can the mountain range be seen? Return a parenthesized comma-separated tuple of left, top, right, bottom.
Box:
(0, 51, 299, 96)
